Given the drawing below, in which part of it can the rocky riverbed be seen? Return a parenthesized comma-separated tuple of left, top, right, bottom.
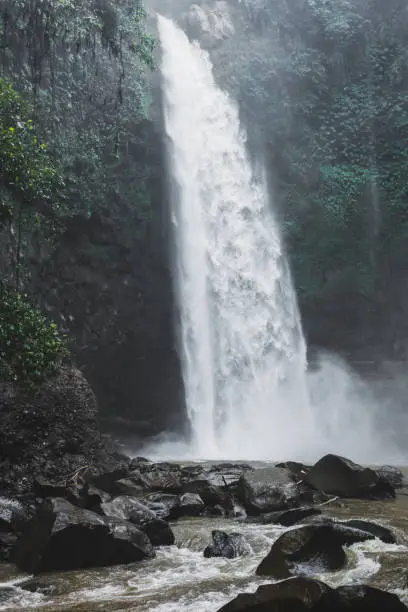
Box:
(0, 455, 408, 610)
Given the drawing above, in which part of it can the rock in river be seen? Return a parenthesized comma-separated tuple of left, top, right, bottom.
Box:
(101, 495, 175, 546)
(256, 522, 376, 579)
(13, 497, 155, 573)
(204, 530, 251, 559)
(306, 454, 395, 499)
(236, 467, 301, 515)
(217, 577, 408, 611)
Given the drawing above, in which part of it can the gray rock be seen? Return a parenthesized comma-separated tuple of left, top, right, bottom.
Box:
(204, 530, 250, 559)
(101, 495, 174, 546)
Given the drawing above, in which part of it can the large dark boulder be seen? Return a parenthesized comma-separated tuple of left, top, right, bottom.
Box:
(339, 519, 395, 544)
(217, 577, 333, 611)
(260, 507, 322, 527)
(101, 496, 175, 546)
(256, 523, 375, 579)
(13, 497, 155, 573)
(216, 578, 408, 612)
(204, 530, 251, 559)
(236, 467, 301, 515)
(0, 368, 119, 495)
(306, 455, 394, 499)
(329, 584, 408, 611)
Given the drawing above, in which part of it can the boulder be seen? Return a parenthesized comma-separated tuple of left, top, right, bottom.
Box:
(204, 530, 250, 559)
(376, 465, 404, 489)
(332, 584, 408, 611)
(13, 497, 155, 573)
(171, 493, 205, 518)
(85, 464, 130, 495)
(0, 497, 30, 533)
(261, 507, 322, 527)
(216, 578, 408, 612)
(141, 493, 179, 521)
(337, 519, 396, 544)
(256, 523, 375, 579)
(236, 467, 301, 515)
(132, 465, 184, 493)
(306, 454, 394, 499)
(0, 367, 127, 496)
(34, 476, 112, 512)
(0, 497, 32, 561)
(217, 577, 333, 611)
(299, 516, 396, 544)
(101, 496, 174, 546)
(182, 480, 225, 507)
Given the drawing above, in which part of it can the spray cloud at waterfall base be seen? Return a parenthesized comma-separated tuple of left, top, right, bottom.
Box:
(144, 15, 403, 465)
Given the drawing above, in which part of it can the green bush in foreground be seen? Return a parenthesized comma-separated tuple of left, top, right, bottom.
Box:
(0, 289, 69, 387)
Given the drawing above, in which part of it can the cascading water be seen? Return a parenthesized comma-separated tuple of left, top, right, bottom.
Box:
(158, 15, 315, 460)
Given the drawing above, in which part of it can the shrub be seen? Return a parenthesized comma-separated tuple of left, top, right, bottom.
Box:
(0, 289, 69, 387)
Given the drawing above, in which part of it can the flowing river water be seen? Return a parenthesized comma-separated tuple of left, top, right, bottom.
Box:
(2, 470, 408, 612)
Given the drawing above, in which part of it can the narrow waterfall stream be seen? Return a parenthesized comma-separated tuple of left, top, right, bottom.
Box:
(159, 15, 313, 460)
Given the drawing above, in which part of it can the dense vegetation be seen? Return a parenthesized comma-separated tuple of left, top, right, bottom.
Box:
(211, 0, 408, 354)
(0, 77, 67, 386)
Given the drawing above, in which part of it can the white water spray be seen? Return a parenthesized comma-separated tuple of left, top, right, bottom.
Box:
(158, 15, 315, 459)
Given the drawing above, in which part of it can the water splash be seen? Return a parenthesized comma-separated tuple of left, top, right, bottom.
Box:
(158, 15, 313, 460)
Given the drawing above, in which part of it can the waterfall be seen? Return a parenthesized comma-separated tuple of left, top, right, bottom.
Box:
(158, 15, 315, 460)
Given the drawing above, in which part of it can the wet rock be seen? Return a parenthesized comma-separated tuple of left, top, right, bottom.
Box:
(331, 584, 408, 611)
(128, 457, 151, 470)
(236, 467, 300, 515)
(13, 497, 155, 573)
(134, 465, 184, 493)
(20, 579, 55, 596)
(0, 497, 30, 533)
(217, 577, 332, 611)
(171, 493, 205, 518)
(306, 454, 394, 499)
(260, 506, 322, 526)
(0, 367, 108, 496)
(33, 477, 112, 513)
(376, 465, 404, 489)
(85, 464, 131, 495)
(337, 519, 396, 544)
(0, 532, 17, 562)
(204, 530, 250, 559)
(276, 461, 311, 481)
(142, 493, 179, 521)
(217, 577, 408, 611)
(109, 477, 145, 498)
(203, 505, 225, 517)
(101, 496, 174, 546)
(182, 480, 225, 506)
(256, 523, 375, 579)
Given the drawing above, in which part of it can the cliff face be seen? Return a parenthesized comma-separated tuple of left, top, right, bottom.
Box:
(0, 0, 186, 436)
